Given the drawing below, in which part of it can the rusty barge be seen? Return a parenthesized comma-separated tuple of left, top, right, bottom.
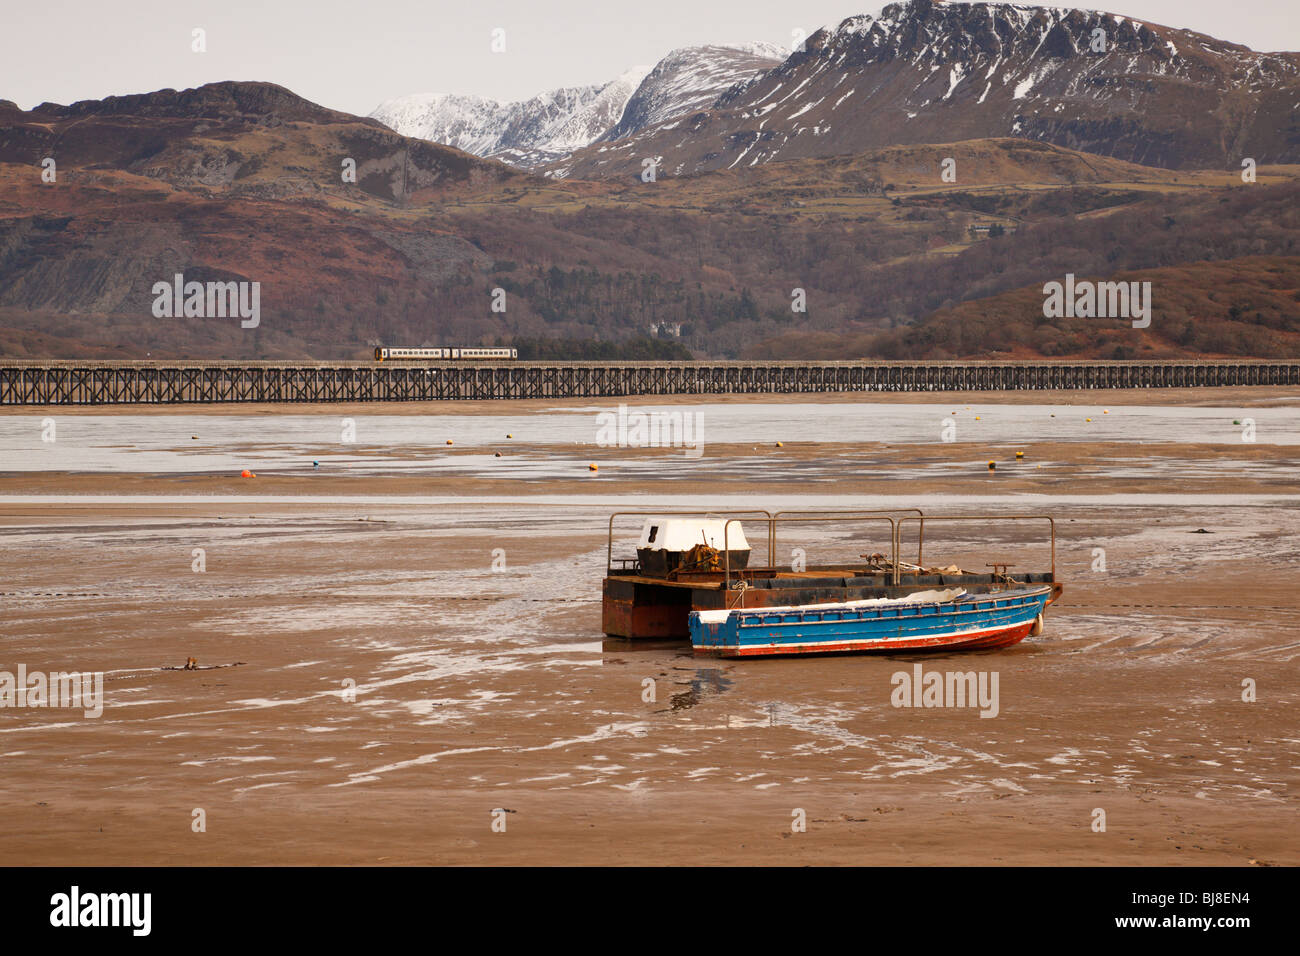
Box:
(601, 510, 1062, 647)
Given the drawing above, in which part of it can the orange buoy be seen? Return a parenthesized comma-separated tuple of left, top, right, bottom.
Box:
(987, 461, 996, 471)
(446, 439, 454, 446)
(588, 463, 598, 471)
(240, 469, 255, 478)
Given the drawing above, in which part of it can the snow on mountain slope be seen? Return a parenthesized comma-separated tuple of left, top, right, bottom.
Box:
(370, 92, 511, 157)
(555, 0, 1300, 179)
(371, 41, 787, 171)
(602, 42, 788, 141)
(370, 67, 649, 169)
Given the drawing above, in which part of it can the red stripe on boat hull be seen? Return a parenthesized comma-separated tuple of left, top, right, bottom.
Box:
(694, 620, 1034, 658)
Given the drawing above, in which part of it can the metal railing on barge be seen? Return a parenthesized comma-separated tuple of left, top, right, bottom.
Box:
(605, 509, 928, 578)
(713, 512, 1055, 595)
(607, 508, 1057, 606)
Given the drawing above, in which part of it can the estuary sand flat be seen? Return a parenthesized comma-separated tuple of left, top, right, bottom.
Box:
(0, 393, 1296, 865)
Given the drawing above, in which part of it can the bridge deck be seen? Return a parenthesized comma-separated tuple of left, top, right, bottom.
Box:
(1, 361, 1296, 404)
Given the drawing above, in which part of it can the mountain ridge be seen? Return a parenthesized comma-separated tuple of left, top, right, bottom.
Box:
(372, 41, 787, 170)
(1, 6, 1298, 362)
(555, 0, 1300, 178)
(370, 68, 651, 169)
(1, 76, 1295, 361)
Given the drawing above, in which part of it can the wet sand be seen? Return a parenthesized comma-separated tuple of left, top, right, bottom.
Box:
(11, 385, 1300, 415)
(1, 394, 1297, 865)
(0, 436, 1296, 499)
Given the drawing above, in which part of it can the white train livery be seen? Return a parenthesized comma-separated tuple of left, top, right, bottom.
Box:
(374, 347, 518, 361)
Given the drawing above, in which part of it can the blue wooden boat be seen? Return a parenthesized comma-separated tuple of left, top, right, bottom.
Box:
(689, 585, 1052, 657)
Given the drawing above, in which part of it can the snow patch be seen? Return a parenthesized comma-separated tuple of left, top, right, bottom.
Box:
(943, 63, 967, 101)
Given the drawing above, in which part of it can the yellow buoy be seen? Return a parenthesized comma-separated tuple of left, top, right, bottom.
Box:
(987, 461, 996, 471)
(1016, 451, 1024, 459)
(506, 434, 513, 438)
(776, 441, 783, 447)
(446, 439, 454, 445)
(975, 416, 981, 420)
(1085, 417, 1092, 422)
(588, 463, 598, 471)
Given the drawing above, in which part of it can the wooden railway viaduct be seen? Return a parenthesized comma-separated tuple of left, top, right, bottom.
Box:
(2, 360, 1297, 405)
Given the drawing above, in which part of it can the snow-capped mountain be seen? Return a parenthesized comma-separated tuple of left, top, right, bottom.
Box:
(370, 67, 649, 169)
(371, 42, 787, 170)
(556, 0, 1300, 178)
(601, 42, 788, 141)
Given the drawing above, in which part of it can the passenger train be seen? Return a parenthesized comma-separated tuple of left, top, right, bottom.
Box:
(374, 347, 518, 361)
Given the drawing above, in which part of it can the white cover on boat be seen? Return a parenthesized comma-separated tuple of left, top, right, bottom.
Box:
(695, 588, 966, 625)
(638, 518, 749, 553)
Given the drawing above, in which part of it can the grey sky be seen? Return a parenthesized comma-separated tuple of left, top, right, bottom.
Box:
(3, 1, 1297, 116)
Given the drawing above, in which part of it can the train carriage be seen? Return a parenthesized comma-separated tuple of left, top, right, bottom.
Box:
(374, 347, 518, 361)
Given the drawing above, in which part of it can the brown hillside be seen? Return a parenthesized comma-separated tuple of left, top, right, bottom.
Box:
(744, 256, 1300, 360)
(1, 81, 1297, 361)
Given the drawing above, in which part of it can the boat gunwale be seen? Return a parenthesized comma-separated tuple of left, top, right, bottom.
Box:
(721, 584, 1052, 626)
(689, 586, 1052, 656)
